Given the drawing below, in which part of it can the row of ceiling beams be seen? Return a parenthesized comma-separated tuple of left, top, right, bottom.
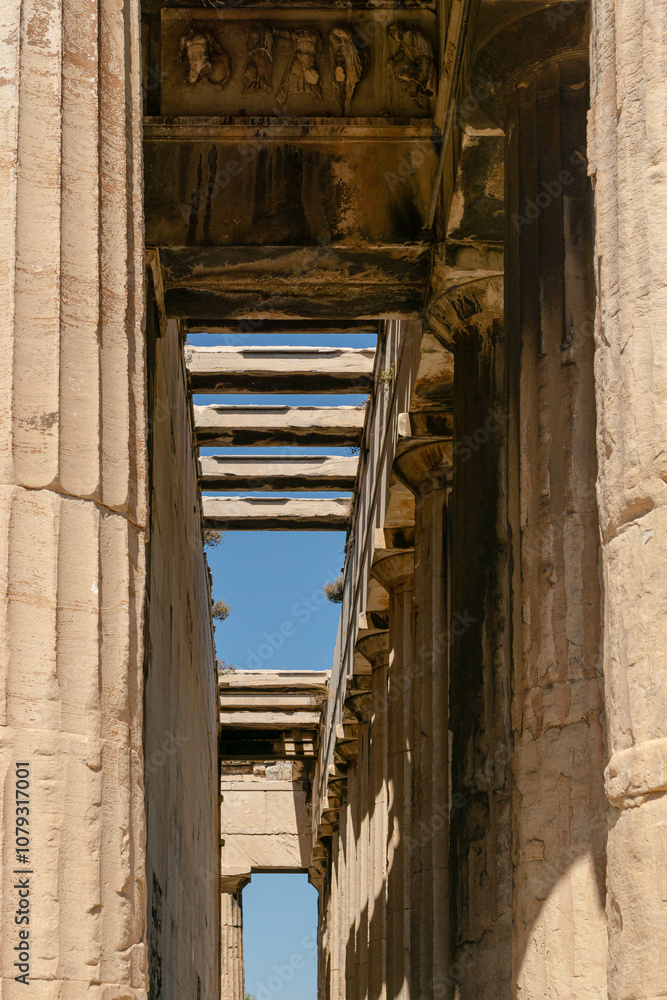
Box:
(186, 323, 379, 531)
(186, 345, 375, 394)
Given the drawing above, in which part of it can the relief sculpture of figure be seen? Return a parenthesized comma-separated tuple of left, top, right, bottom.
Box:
(328, 27, 369, 115)
(178, 26, 231, 87)
(387, 23, 436, 109)
(243, 23, 274, 92)
(277, 27, 322, 105)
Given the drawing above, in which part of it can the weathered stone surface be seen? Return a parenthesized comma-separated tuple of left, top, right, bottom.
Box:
(371, 549, 415, 1000)
(221, 892, 244, 1000)
(502, 51, 607, 1000)
(203, 496, 350, 530)
(186, 345, 375, 394)
(219, 670, 329, 691)
(0, 0, 147, 993)
(155, 245, 430, 320)
(144, 311, 220, 1000)
(199, 454, 358, 491)
(144, 132, 438, 253)
(589, 0, 667, 994)
(220, 777, 313, 868)
(219, 710, 321, 727)
(194, 404, 365, 448)
(0, 0, 145, 518)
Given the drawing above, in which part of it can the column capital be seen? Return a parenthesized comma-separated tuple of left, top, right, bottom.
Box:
(355, 630, 390, 671)
(393, 438, 453, 496)
(426, 274, 504, 352)
(220, 870, 251, 894)
(471, 4, 588, 124)
(371, 548, 415, 594)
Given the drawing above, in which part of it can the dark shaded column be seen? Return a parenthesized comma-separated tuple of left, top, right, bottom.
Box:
(474, 7, 607, 995)
(429, 276, 512, 1000)
(393, 441, 452, 1000)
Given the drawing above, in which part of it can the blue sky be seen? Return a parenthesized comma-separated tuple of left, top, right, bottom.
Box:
(188, 329, 375, 996)
(243, 874, 319, 1000)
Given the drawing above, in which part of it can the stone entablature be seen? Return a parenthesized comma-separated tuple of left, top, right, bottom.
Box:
(159, 9, 437, 118)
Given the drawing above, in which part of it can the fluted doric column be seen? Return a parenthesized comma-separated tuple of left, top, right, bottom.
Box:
(371, 552, 415, 1000)
(0, 0, 146, 992)
(474, 7, 608, 997)
(356, 631, 390, 1000)
(428, 276, 512, 999)
(341, 671, 374, 1000)
(221, 890, 245, 1000)
(589, 3, 667, 997)
(344, 761, 359, 1000)
(393, 441, 452, 1000)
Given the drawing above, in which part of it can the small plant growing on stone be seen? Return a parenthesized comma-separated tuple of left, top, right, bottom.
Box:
(204, 528, 224, 548)
(212, 598, 230, 621)
(217, 659, 237, 673)
(324, 575, 344, 604)
(379, 361, 395, 386)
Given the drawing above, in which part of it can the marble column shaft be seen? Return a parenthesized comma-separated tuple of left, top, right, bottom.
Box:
(358, 632, 390, 1000)
(429, 277, 512, 999)
(221, 891, 244, 1000)
(330, 832, 341, 1000)
(371, 553, 415, 1000)
(356, 723, 371, 1000)
(345, 773, 359, 1000)
(589, 1, 667, 996)
(504, 47, 607, 999)
(0, 0, 146, 991)
(394, 442, 452, 1000)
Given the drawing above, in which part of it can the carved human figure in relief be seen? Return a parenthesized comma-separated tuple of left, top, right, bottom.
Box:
(277, 27, 322, 105)
(178, 27, 230, 86)
(243, 23, 274, 92)
(387, 24, 436, 109)
(328, 27, 369, 115)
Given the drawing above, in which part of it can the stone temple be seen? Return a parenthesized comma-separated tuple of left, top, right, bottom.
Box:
(1, 0, 666, 997)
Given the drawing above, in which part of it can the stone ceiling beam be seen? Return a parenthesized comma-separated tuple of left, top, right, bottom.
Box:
(199, 455, 358, 492)
(194, 404, 365, 448)
(186, 346, 375, 394)
(219, 711, 321, 728)
(155, 246, 429, 320)
(184, 320, 380, 337)
(219, 693, 323, 710)
(219, 733, 318, 761)
(203, 496, 349, 530)
(218, 669, 329, 691)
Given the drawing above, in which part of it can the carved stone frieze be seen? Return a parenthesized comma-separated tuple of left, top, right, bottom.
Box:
(178, 26, 231, 85)
(243, 23, 274, 92)
(387, 24, 435, 109)
(329, 26, 369, 115)
(159, 9, 437, 118)
(277, 27, 322, 105)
